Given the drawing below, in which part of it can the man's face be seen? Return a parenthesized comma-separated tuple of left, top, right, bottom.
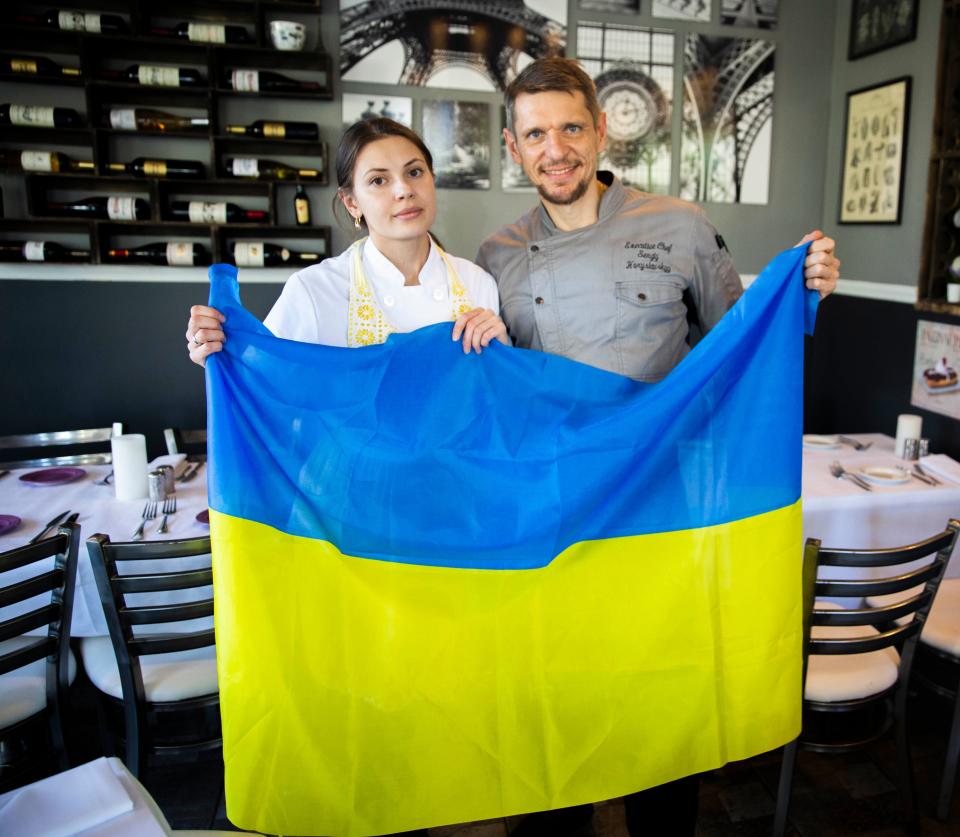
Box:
(504, 90, 607, 208)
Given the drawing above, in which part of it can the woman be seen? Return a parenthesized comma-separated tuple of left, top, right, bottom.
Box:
(187, 118, 507, 360)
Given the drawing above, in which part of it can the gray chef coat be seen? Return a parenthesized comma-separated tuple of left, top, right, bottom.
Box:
(476, 173, 743, 382)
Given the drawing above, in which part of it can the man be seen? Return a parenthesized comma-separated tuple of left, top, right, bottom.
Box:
(455, 57, 840, 836)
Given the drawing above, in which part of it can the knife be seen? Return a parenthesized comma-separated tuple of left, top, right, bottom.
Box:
(62, 512, 80, 526)
(180, 462, 203, 483)
(28, 509, 72, 544)
(910, 470, 936, 486)
(176, 462, 199, 483)
(914, 463, 941, 485)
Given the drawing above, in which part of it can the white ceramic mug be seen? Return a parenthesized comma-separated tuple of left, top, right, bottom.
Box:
(269, 20, 306, 51)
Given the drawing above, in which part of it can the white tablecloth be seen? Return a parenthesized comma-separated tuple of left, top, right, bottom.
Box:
(0, 459, 210, 637)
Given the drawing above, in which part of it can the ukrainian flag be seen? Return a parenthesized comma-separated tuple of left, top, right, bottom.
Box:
(206, 245, 817, 837)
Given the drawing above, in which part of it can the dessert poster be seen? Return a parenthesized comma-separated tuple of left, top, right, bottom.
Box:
(911, 320, 960, 419)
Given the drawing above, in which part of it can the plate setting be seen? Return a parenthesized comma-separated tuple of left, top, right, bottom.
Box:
(856, 465, 911, 485)
(18, 467, 86, 486)
(803, 434, 842, 450)
(0, 515, 22, 536)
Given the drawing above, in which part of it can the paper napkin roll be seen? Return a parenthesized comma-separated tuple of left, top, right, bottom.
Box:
(112, 434, 149, 501)
(894, 414, 922, 459)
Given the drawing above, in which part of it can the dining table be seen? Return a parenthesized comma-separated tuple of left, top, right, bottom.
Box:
(0, 456, 211, 637)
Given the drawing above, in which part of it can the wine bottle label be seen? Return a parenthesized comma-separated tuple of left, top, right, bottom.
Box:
(263, 122, 286, 138)
(188, 201, 227, 223)
(295, 198, 310, 225)
(20, 151, 53, 172)
(166, 242, 196, 266)
(231, 70, 259, 92)
(58, 12, 102, 33)
(231, 158, 259, 177)
(234, 242, 265, 267)
(23, 242, 46, 261)
(107, 196, 137, 221)
(11, 59, 38, 74)
(138, 65, 181, 87)
(8, 105, 56, 127)
(188, 23, 226, 43)
(109, 108, 137, 130)
(143, 160, 168, 176)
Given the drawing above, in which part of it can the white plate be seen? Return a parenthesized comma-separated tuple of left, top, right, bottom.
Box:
(856, 465, 911, 485)
(803, 434, 841, 450)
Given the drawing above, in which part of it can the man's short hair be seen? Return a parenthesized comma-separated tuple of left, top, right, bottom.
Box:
(504, 57, 601, 134)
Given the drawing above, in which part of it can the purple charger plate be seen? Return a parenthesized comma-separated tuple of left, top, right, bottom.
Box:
(0, 515, 22, 536)
(196, 509, 210, 525)
(19, 467, 86, 486)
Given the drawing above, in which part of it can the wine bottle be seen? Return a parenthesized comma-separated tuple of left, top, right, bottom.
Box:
(225, 120, 319, 141)
(0, 240, 90, 262)
(152, 21, 252, 44)
(3, 55, 80, 78)
(226, 157, 319, 180)
(224, 69, 320, 94)
(168, 201, 268, 223)
(294, 185, 311, 226)
(107, 158, 205, 179)
(231, 241, 321, 267)
(107, 242, 207, 266)
(24, 10, 130, 34)
(0, 149, 93, 173)
(45, 195, 150, 221)
(0, 103, 83, 129)
(108, 108, 209, 133)
(102, 65, 204, 88)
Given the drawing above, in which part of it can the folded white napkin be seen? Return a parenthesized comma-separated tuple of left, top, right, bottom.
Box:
(919, 454, 960, 485)
(149, 453, 188, 477)
(0, 757, 133, 837)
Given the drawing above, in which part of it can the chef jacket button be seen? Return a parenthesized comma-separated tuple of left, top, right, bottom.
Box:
(433, 287, 446, 301)
(637, 292, 647, 301)
(530, 245, 539, 253)
(383, 294, 396, 307)
(535, 296, 544, 305)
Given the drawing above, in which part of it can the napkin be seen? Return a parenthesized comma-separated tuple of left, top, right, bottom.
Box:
(149, 453, 188, 477)
(919, 454, 960, 485)
(0, 757, 133, 837)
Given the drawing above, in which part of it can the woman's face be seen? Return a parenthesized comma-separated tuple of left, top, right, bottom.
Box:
(341, 136, 437, 246)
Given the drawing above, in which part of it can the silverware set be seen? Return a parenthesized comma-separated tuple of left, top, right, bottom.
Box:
(830, 461, 872, 491)
(29, 509, 77, 543)
(911, 463, 941, 486)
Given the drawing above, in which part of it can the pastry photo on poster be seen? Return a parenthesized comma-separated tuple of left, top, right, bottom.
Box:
(911, 320, 960, 420)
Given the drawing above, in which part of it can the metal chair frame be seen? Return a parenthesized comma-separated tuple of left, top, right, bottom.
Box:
(86, 533, 219, 778)
(773, 519, 960, 837)
(0, 523, 79, 786)
(0, 427, 119, 469)
(162, 427, 206, 460)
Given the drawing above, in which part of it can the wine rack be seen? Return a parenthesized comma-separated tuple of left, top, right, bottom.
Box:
(0, 0, 330, 267)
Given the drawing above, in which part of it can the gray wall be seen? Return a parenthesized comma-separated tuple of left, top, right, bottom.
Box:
(820, 0, 942, 286)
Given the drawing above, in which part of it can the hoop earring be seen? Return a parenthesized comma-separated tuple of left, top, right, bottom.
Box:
(354, 215, 362, 230)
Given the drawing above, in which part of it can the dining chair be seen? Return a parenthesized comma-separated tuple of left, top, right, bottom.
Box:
(0, 522, 80, 790)
(162, 428, 207, 460)
(0, 425, 122, 469)
(83, 533, 219, 779)
(772, 519, 960, 837)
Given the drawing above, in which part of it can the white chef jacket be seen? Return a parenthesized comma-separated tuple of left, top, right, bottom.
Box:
(264, 237, 500, 346)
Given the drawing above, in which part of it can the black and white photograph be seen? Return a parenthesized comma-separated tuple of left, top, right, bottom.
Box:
(341, 93, 413, 130)
(422, 100, 491, 189)
(577, 21, 674, 194)
(721, 0, 779, 29)
(578, 0, 640, 12)
(680, 34, 775, 204)
(848, 0, 919, 60)
(500, 107, 535, 192)
(339, 0, 567, 92)
(653, 0, 712, 22)
(839, 76, 911, 223)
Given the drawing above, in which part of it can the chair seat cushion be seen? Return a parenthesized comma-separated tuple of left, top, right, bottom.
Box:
(80, 636, 218, 702)
(805, 601, 899, 702)
(0, 637, 77, 727)
(866, 578, 960, 657)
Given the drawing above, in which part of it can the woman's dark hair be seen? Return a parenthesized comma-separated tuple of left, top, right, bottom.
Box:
(332, 118, 435, 230)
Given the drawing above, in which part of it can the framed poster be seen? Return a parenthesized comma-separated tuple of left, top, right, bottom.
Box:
(839, 76, 910, 224)
(341, 94, 413, 130)
(849, 0, 919, 61)
(911, 321, 960, 419)
(421, 100, 491, 190)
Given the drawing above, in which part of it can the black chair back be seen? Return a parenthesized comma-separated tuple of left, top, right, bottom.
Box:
(162, 427, 206, 460)
(0, 427, 120, 469)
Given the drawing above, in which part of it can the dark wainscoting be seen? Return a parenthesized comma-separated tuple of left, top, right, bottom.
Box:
(805, 294, 960, 461)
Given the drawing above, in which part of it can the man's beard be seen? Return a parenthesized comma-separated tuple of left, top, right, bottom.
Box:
(535, 165, 593, 207)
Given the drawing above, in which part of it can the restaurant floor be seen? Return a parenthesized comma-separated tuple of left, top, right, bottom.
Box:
(64, 682, 958, 837)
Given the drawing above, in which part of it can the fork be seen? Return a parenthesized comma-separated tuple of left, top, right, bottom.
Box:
(95, 470, 114, 486)
(830, 461, 872, 491)
(838, 435, 872, 451)
(132, 501, 157, 541)
(157, 496, 177, 534)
